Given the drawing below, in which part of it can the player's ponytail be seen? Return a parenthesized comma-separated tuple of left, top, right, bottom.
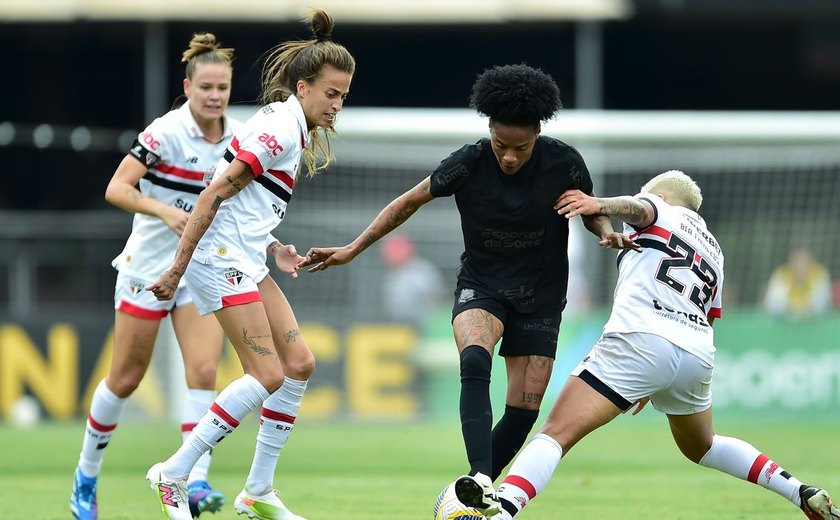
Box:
(259, 8, 356, 176)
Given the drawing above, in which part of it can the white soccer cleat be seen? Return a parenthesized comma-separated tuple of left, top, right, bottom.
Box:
(234, 487, 308, 520)
(146, 462, 192, 520)
(454, 472, 502, 517)
(800, 486, 840, 520)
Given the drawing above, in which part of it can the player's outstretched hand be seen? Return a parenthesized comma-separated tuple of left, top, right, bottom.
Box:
(270, 243, 305, 278)
(554, 189, 599, 219)
(145, 268, 181, 301)
(599, 232, 642, 252)
(297, 246, 355, 273)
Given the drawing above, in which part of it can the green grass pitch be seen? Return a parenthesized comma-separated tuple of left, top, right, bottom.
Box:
(2, 417, 837, 519)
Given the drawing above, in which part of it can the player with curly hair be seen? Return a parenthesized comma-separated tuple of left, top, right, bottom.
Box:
(297, 63, 638, 516)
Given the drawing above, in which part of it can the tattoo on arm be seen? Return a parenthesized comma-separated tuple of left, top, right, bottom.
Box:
(283, 329, 301, 343)
(242, 328, 275, 357)
(599, 197, 648, 225)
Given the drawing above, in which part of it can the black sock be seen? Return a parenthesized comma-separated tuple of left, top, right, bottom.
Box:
(459, 345, 493, 477)
(501, 497, 520, 517)
(491, 405, 539, 480)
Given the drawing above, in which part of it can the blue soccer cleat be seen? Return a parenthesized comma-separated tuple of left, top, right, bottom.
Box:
(187, 480, 225, 517)
(70, 467, 98, 520)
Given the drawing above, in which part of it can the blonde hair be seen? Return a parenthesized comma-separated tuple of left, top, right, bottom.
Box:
(641, 170, 703, 211)
(181, 33, 234, 80)
(259, 8, 356, 176)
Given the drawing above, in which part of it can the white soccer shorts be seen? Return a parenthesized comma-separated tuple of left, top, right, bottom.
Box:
(113, 270, 193, 319)
(571, 331, 713, 415)
(183, 261, 266, 316)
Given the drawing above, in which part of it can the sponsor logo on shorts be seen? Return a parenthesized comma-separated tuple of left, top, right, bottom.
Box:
(500, 285, 536, 304)
(128, 279, 145, 295)
(224, 268, 243, 287)
(521, 317, 558, 335)
(457, 288, 476, 304)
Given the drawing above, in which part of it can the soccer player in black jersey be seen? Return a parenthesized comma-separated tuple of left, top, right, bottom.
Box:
(298, 64, 637, 515)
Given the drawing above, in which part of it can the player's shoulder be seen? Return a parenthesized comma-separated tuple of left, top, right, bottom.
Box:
(143, 107, 184, 135)
(538, 135, 583, 159)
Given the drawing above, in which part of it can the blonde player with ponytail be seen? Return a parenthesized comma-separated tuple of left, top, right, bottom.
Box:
(71, 33, 237, 520)
(145, 9, 356, 520)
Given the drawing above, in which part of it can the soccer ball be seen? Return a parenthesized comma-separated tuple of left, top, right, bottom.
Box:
(433, 481, 484, 520)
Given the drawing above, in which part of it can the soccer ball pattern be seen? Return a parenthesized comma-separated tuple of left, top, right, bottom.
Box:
(433, 481, 484, 520)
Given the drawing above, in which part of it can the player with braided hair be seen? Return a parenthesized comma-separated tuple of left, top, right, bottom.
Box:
(298, 63, 637, 516)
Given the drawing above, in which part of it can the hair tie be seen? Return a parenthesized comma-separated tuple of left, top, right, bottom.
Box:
(316, 34, 332, 42)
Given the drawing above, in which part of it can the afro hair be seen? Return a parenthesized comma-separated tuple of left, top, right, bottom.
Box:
(469, 64, 562, 127)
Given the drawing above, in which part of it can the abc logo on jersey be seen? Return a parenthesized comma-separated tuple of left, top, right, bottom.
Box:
(258, 133, 284, 156)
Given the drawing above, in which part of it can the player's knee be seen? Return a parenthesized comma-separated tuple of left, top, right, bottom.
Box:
(185, 362, 218, 389)
(460, 345, 492, 383)
(107, 374, 142, 397)
(248, 366, 285, 393)
(283, 350, 316, 380)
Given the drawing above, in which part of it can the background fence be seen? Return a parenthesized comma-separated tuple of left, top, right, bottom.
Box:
(1, 108, 838, 423)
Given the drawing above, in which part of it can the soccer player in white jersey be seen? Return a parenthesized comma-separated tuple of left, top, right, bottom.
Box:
(144, 9, 355, 520)
(70, 34, 238, 520)
(459, 170, 839, 520)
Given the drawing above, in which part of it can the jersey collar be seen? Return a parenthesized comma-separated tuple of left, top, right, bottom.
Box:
(177, 101, 234, 141)
(284, 95, 311, 147)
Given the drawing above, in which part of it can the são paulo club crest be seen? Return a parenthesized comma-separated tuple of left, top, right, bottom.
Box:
(128, 278, 145, 295)
(224, 268, 244, 286)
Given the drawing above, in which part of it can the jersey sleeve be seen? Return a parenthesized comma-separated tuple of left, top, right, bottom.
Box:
(129, 115, 172, 168)
(567, 146, 594, 194)
(232, 113, 297, 176)
(430, 142, 481, 197)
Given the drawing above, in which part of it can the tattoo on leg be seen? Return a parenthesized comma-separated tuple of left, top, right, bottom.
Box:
(284, 329, 301, 343)
(242, 328, 274, 356)
(456, 310, 501, 347)
(521, 392, 543, 404)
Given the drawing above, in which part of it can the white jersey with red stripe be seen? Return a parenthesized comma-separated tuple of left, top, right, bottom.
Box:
(192, 96, 309, 279)
(112, 102, 239, 284)
(603, 193, 724, 365)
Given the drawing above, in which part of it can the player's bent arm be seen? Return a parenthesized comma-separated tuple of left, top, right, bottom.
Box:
(105, 155, 176, 218)
(581, 214, 615, 240)
(596, 196, 655, 228)
(168, 159, 254, 277)
(346, 176, 434, 257)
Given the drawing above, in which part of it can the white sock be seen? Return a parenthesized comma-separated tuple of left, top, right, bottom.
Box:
(497, 433, 564, 516)
(165, 374, 269, 480)
(182, 388, 216, 484)
(699, 434, 804, 505)
(245, 377, 307, 495)
(77, 380, 126, 478)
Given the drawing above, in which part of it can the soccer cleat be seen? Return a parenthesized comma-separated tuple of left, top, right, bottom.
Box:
(233, 487, 308, 520)
(187, 480, 225, 517)
(454, 473, 502, 517)
(70, 467, 98, 520)
(800, 485, 840, 520)
(146, 462, 192, 520)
